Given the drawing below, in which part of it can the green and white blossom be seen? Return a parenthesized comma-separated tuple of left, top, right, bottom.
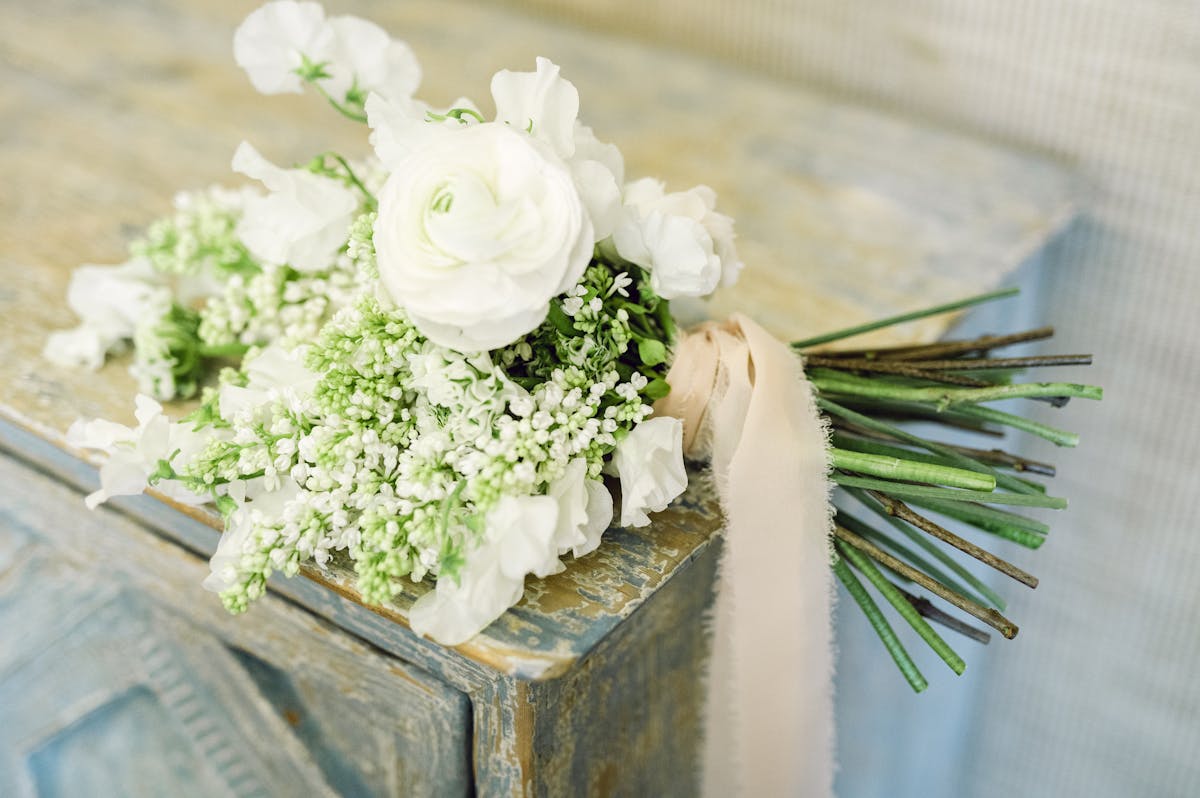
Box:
(49, 1, 745, 644)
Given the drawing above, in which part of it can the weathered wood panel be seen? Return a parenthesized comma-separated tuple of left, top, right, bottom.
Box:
(0, 451, 473, 798)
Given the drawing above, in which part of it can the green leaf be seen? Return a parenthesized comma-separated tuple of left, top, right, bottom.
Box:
(637, 337, 668, 366)
(643, 378, 671, 401)
(547, 303, 578, 337)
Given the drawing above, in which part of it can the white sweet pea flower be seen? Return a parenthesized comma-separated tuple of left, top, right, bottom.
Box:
(325, 15, 421, 102)
(365, 93, 483, 172)
(571, 122, 625, 241)
(613, 178, 743, 298)
(232, 141, 358, 272)
(233, 1, 334, 95)
(491, 57, 579, 159)
(203, 481, 301, 593)
(613, 416, 688, 527)
(44, 260, 170, 370)
(373, 121, 593, 351)
(548, 458, 614, 561)
(489, 60, 622, 242)
(67, 395, 208, 510)
(409, 494, 559, 644)
(218, 343, 318, 420)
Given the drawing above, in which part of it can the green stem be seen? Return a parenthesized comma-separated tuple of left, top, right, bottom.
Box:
(818, 398, 1041, 496)
(837, 509, 996, 610)
(831, 433, 1043, 495)
(906, 495, 1049, 535)
(835, 525, 1020, 640)
(838, 539, 967, 675)
(912, 498, 1047, 549)
(811, 369, 1102, 406)
(896, 586, 991, 645)
(952, 403, 1081, 447)
(843, 487, 1008, 610)
(832, 474, 1067, 509)
(313, 82, 368, 123)
(328, 152, 376, 207)
(792, 288, 1019, 350)
(820, 327, 1055, 362)
(833, 555, 928, 692)
(831, 449, 996, 491)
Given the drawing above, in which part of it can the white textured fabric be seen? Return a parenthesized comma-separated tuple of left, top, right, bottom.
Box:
(657, 315, 835, 797)
(506, 1, 1200, 794)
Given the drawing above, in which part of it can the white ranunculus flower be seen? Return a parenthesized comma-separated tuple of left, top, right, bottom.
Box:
(489, 60, 622, 241)
(373, 121, 593, 351)
(613, 178, 743, 298)
(325, 15, 421, 102)
(548, 458, 615, 561)
(232, 141, 358, 272)
(613, 416, 688, 527)
(44, 260, 171, 370)
(233, 1, 334, 95)
(67, 395, 208, 510)
(409, 494, 559, 644)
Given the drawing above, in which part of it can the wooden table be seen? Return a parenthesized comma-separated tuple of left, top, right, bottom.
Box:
(0, 1, 1075, 794)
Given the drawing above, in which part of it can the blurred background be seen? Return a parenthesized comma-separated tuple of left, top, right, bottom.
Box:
(5, 0, 1198, 795)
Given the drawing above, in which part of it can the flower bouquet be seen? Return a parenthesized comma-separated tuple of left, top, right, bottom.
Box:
(46, 2, 1100, 792)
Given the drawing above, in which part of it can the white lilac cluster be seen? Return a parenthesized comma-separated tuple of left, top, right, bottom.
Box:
(52, 0, 742, 644)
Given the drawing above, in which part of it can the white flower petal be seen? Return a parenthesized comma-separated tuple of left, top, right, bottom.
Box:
(69, 395, 209, 510)
(233, 1, 333, 95)
(324, 15, 421, 101)
(490, 57, 579, 159)
(575, 479, 614, 558)
(614, 179, 740, 298)
(615, 416, 687, 527)
(374, 122, 592, 351)
(232, 142, 358, 272)
(572, 159, 623, 242)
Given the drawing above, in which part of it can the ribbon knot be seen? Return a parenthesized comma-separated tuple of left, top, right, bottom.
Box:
(655, 314, 836, 798)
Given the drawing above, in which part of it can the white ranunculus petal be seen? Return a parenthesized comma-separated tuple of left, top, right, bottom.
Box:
(232, 141, 358, 272)
(233, 1, 333, 95)
(491, 57, 579, 159)
(614, 416, 688, 527)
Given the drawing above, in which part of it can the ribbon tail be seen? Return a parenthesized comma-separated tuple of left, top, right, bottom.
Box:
(700, 314, 836, 798)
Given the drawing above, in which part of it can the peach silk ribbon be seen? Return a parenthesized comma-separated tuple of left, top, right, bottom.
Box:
(655, 314, 835, 798)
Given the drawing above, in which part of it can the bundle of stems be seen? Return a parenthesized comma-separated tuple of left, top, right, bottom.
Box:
(794, 288, 1101, 692)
